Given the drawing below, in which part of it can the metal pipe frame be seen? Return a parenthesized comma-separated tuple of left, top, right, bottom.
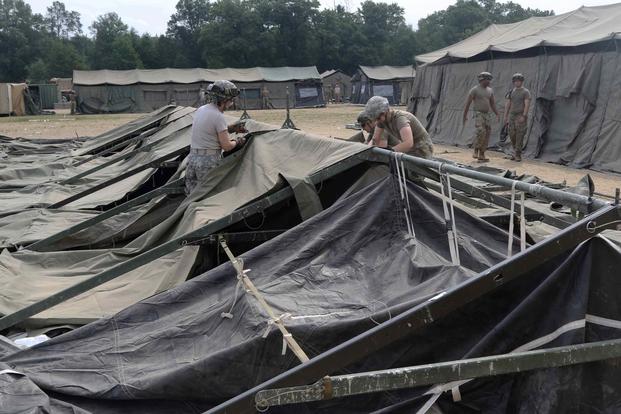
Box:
(255, 338, 621, 408)
(206, 203, 621, 414)
(26, 179, 185, 252)
(364, 148, 608, 214)
(0, 152, 367, 331)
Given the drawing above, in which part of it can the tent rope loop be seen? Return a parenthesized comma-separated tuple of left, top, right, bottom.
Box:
(507, 181, 527, 257)
(437, 164, 460, 266)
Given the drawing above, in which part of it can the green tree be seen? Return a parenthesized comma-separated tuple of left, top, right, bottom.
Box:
(26, 59, 50, 83)
(90, 13, 142, 69)
(167, 0, 211, 67)
(45, 38, 87, 77)
(45, 1, 82, 38)
(0, 0, 46, 81)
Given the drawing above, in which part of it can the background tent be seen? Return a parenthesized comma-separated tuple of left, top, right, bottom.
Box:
(320, 69, 351, 102)
(351, 65, 415, 105)
(73, 67, 325, 114)
(0, 83, 27, 116)
(410, 3, 621, 174)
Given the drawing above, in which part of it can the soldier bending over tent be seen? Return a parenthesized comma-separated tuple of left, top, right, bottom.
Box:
(185, 80, 247, 195)
(364, 96, 434, 159)
(463, 72, 499, 162)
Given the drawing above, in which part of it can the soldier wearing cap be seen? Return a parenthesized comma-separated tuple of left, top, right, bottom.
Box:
(503, 73, 531, 162)
(463, 72, 499, 162)
(185, 80, 247, 195)
(365, 96, 433, 159)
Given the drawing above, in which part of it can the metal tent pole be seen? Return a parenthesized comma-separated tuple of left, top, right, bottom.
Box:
(364, 148, 608, 214)
(255, 338, 621, 408)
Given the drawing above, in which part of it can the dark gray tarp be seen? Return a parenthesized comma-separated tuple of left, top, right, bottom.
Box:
(0, 177, 522, 412)
(410, 50, 621, 174)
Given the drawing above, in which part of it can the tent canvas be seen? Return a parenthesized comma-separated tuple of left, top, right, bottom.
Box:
(410, 4, 621, 174)
(0, 84, 27, 116)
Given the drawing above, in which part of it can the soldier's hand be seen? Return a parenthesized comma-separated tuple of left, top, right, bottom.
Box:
(235, 136, 247, 147)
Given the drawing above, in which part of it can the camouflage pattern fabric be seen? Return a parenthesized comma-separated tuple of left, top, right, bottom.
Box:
(509, 113, 527, 156)
(474, 111, 492, 151)
(184, 153, 221, 195)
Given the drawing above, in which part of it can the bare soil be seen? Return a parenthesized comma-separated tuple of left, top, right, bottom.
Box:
(2, 105, 619, 197)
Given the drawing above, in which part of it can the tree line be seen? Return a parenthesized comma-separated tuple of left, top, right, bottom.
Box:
(0, 0, 553, 83)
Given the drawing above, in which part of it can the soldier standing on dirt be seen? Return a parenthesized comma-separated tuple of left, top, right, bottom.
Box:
(185, 80, 248, 195)
(503, 73, 531, 162)
(261, 86, 274, 109)
(365, 96, 434, 159)
(463, 72, 499, 162)
(334, 82, 342, 103)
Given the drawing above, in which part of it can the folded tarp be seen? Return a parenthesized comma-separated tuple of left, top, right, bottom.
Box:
(73, 67, 321, 86)
(0, 176, 516, 412)
(0, 126, 365, 328)
(416, 4, 621, 64)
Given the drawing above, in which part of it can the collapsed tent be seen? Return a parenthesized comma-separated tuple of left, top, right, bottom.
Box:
(351, 65, 415, 105)
(0, 121, 366, 329)
(73, 67, 325, 114)
(410, 4, 621, 174)
(0, 175, 516, 412)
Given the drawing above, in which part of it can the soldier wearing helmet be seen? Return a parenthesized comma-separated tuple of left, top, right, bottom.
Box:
(503, 73, 531, 162)
(364, 96, 433, 159)
(185, 80, 248, 195)
(463, 71, 499, 162)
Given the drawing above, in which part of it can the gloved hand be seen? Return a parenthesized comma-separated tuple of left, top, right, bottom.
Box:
(228, 121, 247, 134)
(235, 136, 247, 148)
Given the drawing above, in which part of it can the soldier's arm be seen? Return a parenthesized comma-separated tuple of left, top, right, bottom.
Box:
(523, 97, 531, 117)
(393, 125, 414, 153)
(217, 130, 238, 152)
(463, 95, 473, 124)
(372, 126, 387, 148)
(490, 94, 500, 117)
(504, 98, 512, 124)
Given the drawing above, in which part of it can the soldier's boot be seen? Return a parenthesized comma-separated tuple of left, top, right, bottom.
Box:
(515, 152, 522, 162)
(473, 149, 479, 159)
(478, 151, 490, 162)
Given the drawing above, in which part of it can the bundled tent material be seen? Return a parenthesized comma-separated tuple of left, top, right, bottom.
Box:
(73, 67, 325, 113)
(410, 4, 621, 174)
(0, 176, 518, 412)
(351, 65, 415, 105)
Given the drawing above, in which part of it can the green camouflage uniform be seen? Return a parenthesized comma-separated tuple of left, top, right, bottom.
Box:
(185, 153, 221, 195)
(507, 87, 531, 157)
(469, 85, 494, 151)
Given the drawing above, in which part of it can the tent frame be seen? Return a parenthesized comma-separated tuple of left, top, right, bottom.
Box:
(254, 338, 621, 408)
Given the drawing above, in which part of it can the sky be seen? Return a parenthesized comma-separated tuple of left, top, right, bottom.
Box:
(27, 0, 615, 35)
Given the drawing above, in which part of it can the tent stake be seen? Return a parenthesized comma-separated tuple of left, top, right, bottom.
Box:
(281, 86, 297, 129)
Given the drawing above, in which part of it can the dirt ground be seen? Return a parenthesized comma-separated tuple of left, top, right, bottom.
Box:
(2, 105, 619, 197)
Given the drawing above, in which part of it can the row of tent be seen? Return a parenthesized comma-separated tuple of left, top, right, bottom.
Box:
(0, 106, 620, 412)
(0, 65, 416, 116)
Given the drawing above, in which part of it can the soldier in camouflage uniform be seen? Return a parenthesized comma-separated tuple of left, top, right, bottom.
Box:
(463, 72, 499, 162)
(503, 73, 531, 162)
(185, 80, 247, 195)
(365, 96, 433, 159)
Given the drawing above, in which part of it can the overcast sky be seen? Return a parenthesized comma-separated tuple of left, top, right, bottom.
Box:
(27, 0, 615, 35)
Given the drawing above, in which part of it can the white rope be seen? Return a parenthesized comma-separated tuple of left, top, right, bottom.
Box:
(399, 155, 416, 238)
(394, 153, 415, 238)
(508, 181, 527, 257)
(445, 172, 461, 265)
(438, 165, 459, 265)
(417, 313, 621, 412)
(507, 181, 517, 257)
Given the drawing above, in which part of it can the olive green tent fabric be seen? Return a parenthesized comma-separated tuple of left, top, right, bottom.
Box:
(0, 123, 367, 328)
(73, 67, 321, 86)
(359, 65, 416, 81)
(416, 4, 621, 64)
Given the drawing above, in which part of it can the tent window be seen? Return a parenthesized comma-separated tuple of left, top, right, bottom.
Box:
(144, 90, 168, 103)
(298, 87, 318, 98)
(242, 88, 261, 99)
(373, 84, 394, 97)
